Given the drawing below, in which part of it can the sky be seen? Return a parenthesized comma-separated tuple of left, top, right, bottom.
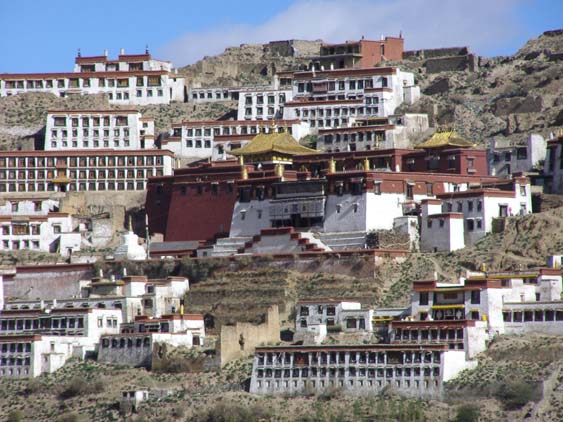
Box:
(0, 0, 562, 73)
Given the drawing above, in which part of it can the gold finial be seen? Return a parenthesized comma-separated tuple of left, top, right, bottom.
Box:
(271, 118, 276, 133)
(363, 157, 370, 171)
(238, 155, 244, 165)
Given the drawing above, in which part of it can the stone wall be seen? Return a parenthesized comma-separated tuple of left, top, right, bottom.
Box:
(217, 305, 280, 366)
(424, 54, 478, 73)
(266, 40, 322, 57)
(403, 47, 469, 59)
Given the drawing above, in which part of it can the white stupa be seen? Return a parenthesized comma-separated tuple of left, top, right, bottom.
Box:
(113, 217, 147, 261)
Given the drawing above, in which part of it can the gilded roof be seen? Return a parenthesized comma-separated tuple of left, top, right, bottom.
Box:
(415, 131, 475, 149)
(230, 131, 317, 157)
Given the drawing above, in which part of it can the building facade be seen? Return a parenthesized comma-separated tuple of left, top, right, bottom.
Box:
(420, 176, 532, 252)
(45, 110, 155, 151)
(0, 150, 174, 193)
(316, 114, 429, 152)
(0, 307, 122, 378)
(279, 67, 420, 131)
(0, 50, 185, 105)
(488, 134, 546, 177)
(237, 89, 293, 121)
(249, 344, 467, 397)
(306, 38, 405, 70)
(165, 120, 310, 160)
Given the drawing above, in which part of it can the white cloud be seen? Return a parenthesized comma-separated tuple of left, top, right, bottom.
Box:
(157, 0, 525, 67)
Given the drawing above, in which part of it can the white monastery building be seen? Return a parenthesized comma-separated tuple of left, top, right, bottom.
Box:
(45, 110, 155, 151)
(0, 49, 185, 105)
(0, 198, 80, 256)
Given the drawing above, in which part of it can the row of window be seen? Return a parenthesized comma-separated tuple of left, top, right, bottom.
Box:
(0, 224, 43, 235)
(257, 351, 441, 366)
(109, 89, 164, 101)
(2, 76, 162, 90)
(50, 140, 135, 149)
(0, 181, 147, 193)
(186, 140, 212, 149)
(244, 106, 280, 117)
(101, 336, 151, 348)
(254, 377, 439, 391)
(502, 309, 563, 323)
(0, 317, 85, 332)
(299, 318, 366, 329)
(0, 342, 32, 353)
(0, 156, 163, 167)
(52, 116, 130, 127)
(256, 366, 441, 379)
(322, 131, 384, 144)
(0, 240, 41, 250)
(295, 106, 370, 118)
(297, 78, 385, 93)
(179, 125, 292, 138)
(52, 128, 131, 137)
(426, 218, 483, 231)
(1, 169, 158, 180)
(192, 90, 231, 100)
(78, 62, 147, 73)
(393, 328, 465, 342)
(244, 94, 285, 105)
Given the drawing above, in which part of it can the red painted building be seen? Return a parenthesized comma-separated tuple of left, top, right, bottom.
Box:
(146, 144, 492, 243)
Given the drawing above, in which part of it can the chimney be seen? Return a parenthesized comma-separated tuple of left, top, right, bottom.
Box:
(120, 48, 125, 55)
(104, 49, 108, 57)
(111, 275, 116, 282)
(122, 267, 127, 277)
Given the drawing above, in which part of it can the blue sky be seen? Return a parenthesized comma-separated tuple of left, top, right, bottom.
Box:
(0, 0, 561, 73)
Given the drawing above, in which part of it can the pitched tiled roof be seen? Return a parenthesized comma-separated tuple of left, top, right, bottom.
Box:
(415, 131, 475, 149)
(230, 131, 317, 156)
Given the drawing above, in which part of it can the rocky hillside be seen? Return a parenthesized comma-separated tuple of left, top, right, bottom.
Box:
(178, 40, 321, 88)
(396, 29, 563, 146)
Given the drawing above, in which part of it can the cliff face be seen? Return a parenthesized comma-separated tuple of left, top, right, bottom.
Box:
(395, 29, 563, 146)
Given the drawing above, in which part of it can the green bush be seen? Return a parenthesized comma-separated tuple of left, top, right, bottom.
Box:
(193, 401, 272, 422)
(58, 376, 105, 400)
(57, 413, 82, 422)
(493, 380, 542, 410)
(7, 410, 23, 422)
(454, 404, 480, 422)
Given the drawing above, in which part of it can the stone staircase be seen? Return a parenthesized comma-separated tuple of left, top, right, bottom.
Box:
(238, 227, 331, 254)
(210, 236, 252, 256)
(319, 231, 367, 251)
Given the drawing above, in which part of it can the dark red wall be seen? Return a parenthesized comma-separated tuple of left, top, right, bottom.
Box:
(164, 182, 237, 242)
(146, 177, 174, 236)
